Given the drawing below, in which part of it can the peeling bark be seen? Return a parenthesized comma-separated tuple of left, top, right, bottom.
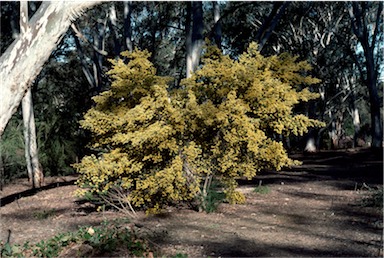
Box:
(0, 1, 100, 137)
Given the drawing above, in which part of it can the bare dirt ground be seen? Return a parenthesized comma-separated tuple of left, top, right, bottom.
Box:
(0, 148, 383, 257)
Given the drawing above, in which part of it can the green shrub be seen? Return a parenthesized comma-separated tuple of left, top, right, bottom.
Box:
(254, 185, 270, 194)
(361, 187, 383, 209)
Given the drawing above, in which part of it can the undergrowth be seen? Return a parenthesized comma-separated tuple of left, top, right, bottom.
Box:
(360, 186, 383, 209)
(254, 181, 270, 194)
(0, 219, 154, 257)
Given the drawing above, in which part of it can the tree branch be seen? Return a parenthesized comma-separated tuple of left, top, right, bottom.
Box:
(0, 1, 100, 137)
(371, 2, 383, 49)
(71, 23, 108, 56)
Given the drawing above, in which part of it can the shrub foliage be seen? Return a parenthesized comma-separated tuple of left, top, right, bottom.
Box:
(74, 43, 324, 213)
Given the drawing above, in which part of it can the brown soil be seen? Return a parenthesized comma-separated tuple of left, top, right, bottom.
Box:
(1, 148, 383, 257)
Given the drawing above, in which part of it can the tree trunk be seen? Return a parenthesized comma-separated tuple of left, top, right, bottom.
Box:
(20, 1, 42, 188)
(352, 107, 361, 147)
(0, 1, 100, 137)
(347, 74, 361, 148)
(256, 2, 290, 52)
(186, 1, 204, 78)
(304, 100, 319, 153)
(348, 2, 383, 148)
(92, 13, 108, 92)
(123, 1, 133, 52)
(72, 29, 97, 89)
(0, 144, 4, 191)
(365, 48, 382, 148)
(304, 130, 317, 153)
(22, 88, 43, 188)
(108, 3, 121, 57)
(213, 1, 222, 49)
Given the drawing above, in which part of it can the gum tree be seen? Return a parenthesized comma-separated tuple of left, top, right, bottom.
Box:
(0, 1, 100, 137)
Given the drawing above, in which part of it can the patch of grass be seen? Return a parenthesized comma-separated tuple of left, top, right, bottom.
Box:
(33, 209, 56, 220)
(253, 180, 270, 194)
(254, 185, 270, 194)
(361, 187, 383, 209)
(0, 219, 152, 257)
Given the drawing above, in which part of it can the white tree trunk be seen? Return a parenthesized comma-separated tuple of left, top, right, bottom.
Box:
(20, 2, 42, 188)
(304, 137, 317, 153)
(0, 145, 4, 191)
(22, 88, 42, 188)
(0, 1, 100, 137)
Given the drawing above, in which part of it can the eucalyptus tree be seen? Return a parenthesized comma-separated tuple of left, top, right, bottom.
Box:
(0, 1, 100, 187)
(19, 1, 43, 188)
(261, 2, 371, 150)
(0, 1, 100, 137)
(347, 1, 383, 148)
(0, 1, 42, 186)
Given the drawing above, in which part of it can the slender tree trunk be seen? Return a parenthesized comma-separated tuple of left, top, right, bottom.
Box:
(352, 107, 361, 147)
(328, 110, 337, 149)
(304, 130, 317, 153)
(149, 2, 158, 61)
(72, 29, 97, 89)
(213, 1, 222, 49)
(92, 14, 108, 92)
(348, 2, 383, 148)
(22, 89, 43, 188)
(186, 2, 192, 78)
(0, 1, 100, 137)
(365, 48, 382, 148)
(108, 3, 121, 57)
(186, 1, 204, 78)
(304, 100, 318, 153)
(347, 74, 361, 147)
(0, 144, 4, 191)
(124, 1, 133, 52)
(20, 1, 42, 188)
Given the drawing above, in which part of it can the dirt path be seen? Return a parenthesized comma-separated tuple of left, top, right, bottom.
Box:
(0, 148, 382, 257)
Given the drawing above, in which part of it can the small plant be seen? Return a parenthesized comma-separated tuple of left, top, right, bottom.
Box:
(0, 241, 23, 258)
(198, 178, 226, 213)
(360, 185, 383, 209)
(0, 220, 152, 257)
(33, 209, 56, 220)
(201, 187, 226, 213)
(254, 181, 270, 194)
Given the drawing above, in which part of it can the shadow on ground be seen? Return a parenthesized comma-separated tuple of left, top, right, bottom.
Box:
(240, 147, 383, 189)
(0, 178, 76, 207)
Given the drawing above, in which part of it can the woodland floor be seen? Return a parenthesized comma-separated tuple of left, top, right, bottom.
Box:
(0, 148, 383, 257)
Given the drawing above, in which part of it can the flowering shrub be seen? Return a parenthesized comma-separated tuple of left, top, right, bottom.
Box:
(74, 43, 324, 213)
